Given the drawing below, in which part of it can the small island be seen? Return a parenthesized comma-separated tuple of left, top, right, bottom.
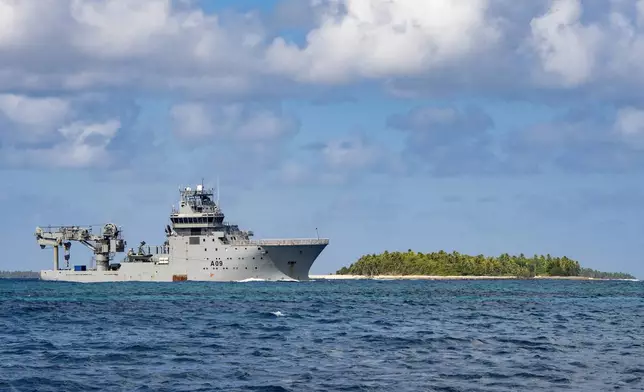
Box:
(332, 250, 636, 280)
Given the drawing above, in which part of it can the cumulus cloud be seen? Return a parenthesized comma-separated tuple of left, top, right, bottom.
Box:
(277, 132, 405, 186)
(0, 0, 269, 96)
(1, 119, 121, 169)
(3, 0, 644, 179)
(528, 0, 603, 87)
(505, 106, 644, 174)
(266, 0, 644, 103)
(387, 105, 499, 176)
(320, 136, 384, 171)
(520, 0, 644, 96)
(266, 0, 501, 84)
(1, 0, 644, 102)
(613, 106, 644, 146)
(276, 160, 313, 185)
(279, 100, 644, 183)
(170, 102, 300, 143)
(0, 94, 70, 142)
(0, 93, 130, 168)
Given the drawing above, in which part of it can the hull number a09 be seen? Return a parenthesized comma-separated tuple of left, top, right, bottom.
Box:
(210, 260, 223, 267)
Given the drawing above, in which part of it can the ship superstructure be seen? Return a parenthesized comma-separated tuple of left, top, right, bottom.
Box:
(35, 183, 329, 282)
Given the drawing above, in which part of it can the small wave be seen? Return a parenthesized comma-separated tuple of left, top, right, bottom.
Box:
(246, 386, 291, 392)
(235, 277, 300, 283)
(276, 278, 299, 282)
(2, 277, 641, 391)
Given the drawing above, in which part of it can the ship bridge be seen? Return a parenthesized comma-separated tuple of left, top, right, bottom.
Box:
(170, 184, 223, 231)
(168, 183, 253, 240)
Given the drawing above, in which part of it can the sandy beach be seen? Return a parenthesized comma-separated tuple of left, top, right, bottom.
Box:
(309, 274, 636, 281)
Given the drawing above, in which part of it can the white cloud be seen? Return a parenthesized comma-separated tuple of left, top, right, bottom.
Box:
(169, 102, 212, 139)
(0, 92, 127, 168)
(1, 0, 644, 99)
(69, 0, 174, 58)
(614, 107, 644, 136)
(528, 0, 603, 87)
(0, 0, 268, 95)
(276, 161, 312, 184)
(170, 102, 299, 143)
(276, 132, 406, 186)
(525, 0, 644, 91)
(503, 106, 644, 174)
(0, 94, 70, 129)
(614, 106, 644, 148)
(266, 0, 500, 83)
(50, 119, 121, 168)
(5, 0, 644, 177)
(2, 119, 121, 168)
(0, 0, 18, 45)
(321, 136, 383, 170)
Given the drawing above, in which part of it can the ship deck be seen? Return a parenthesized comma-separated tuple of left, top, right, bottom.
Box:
(231, 239, 329, 246)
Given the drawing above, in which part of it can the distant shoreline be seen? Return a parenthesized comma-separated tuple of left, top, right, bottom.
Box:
(310, 274, 639, 282)
(334, 250, 637, 280)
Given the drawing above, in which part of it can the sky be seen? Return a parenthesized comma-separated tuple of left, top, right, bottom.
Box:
(1, 0, 644, 278)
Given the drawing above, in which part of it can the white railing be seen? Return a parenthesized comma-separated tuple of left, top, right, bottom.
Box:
(230, 238, 329, 246)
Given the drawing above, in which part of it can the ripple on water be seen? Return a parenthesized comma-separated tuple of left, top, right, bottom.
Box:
(0, 279, 642, 392)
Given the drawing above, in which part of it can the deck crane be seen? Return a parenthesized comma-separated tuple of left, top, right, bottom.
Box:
(34, 223, 126, 271)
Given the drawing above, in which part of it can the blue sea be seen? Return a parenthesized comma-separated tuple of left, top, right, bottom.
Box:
(1, 279, 643, 392)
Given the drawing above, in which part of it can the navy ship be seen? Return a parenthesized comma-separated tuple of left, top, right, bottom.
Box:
(34, 183, 329, 282)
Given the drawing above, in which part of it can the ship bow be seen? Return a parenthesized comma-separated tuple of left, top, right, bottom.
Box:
(259, 239, 328, 280)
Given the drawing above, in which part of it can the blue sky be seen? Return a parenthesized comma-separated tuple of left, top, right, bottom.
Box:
(1, 0, 644, 278)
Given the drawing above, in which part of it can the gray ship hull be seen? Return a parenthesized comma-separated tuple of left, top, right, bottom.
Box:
(35, 182, 329, 283)
(40, 241, 327, 283)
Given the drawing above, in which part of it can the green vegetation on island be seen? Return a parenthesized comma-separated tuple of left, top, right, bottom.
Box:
(578, 268, 636, 280)
(0, 271, 40, 279)
(336, 250, 636, 280)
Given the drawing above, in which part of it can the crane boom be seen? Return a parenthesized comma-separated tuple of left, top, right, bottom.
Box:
(34, 223, 126, 271)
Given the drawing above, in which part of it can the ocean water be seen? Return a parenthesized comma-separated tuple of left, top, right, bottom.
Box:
(1, 279, 643, 392)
